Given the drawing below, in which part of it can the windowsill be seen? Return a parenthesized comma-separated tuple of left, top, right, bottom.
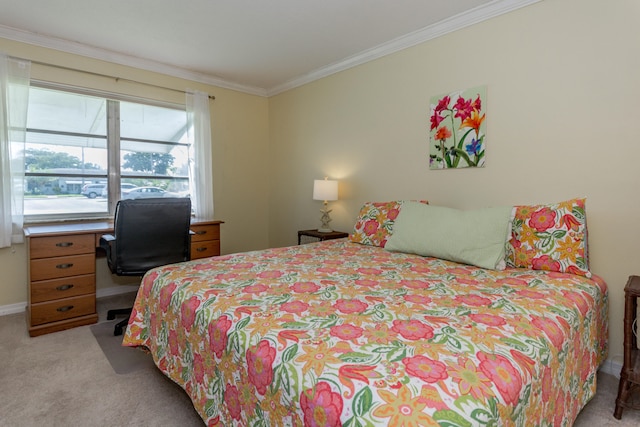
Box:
(24, 213, 210, 227)
(24, 215, 113, 226)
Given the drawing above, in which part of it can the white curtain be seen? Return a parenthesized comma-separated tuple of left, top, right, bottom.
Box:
(186, 90, 214, 219)
(0, 55, 30, 248)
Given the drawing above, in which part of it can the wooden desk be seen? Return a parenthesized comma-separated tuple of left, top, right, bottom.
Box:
(23, 219, 222, 337)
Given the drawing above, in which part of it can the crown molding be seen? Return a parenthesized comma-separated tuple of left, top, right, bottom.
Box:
(267, 0, 542, 96)
(0, 0, 539, 98)
(0, 24, 268, 97)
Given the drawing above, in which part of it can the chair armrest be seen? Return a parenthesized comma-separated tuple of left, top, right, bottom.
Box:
(100, 234, 116, 243)
(99, 234, 117, 273)
(99, 234, 115, 250)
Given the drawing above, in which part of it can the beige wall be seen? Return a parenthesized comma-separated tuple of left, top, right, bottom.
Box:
(269, 0, 639, 362)
(0, 39, 270, 307)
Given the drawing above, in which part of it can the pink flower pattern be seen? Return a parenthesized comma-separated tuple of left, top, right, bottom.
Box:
(224, 383, 242, 420)
(208, 315, 232, 359)
(246, 340, 276, 395)
(281, 300, 310, 314)
(392, 319, 434, 341)
(180, 295, 200, 331)
(529, 208, 556, 232)
(477, 352, 523, 406)
(330, 324, 364, 341)
(300, 382, 343, 427)
(470, 313, 506, 327)
(403, 355, 448, 383)
(292, 282, 321, 293)
(531, 316, 565, 350)
(333, 298, 368, 314)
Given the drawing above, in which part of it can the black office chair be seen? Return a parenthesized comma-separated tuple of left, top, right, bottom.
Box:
(100, 197, 192, 336)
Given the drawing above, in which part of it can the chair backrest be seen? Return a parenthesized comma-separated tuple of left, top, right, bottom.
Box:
(110, 197, 192, 276)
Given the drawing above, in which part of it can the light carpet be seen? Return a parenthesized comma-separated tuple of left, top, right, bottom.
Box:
(90, 320, 155, 375)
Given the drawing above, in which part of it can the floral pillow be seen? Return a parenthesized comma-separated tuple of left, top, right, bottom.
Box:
(506, 198, 590, 277)
(350, 201, 403, 248)
(350, 200, 428, 248)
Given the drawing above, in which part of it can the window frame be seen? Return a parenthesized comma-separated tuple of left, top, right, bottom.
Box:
(24, 81, 189, 223)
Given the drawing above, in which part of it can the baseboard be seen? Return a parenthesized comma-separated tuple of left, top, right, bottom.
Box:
(0, 286, 139, 317)
(600, 357, 622, 379)
(0, 301, 27, 316)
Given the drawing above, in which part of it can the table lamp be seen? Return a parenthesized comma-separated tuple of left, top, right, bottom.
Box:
(313, 178, 338, 232)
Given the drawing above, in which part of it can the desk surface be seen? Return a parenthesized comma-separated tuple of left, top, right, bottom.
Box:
(24, 218, 223, 238)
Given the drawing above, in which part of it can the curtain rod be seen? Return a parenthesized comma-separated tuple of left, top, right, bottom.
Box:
(23, 58, 215, 100)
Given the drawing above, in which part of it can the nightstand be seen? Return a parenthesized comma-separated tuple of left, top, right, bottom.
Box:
(615, 275, 640, 419)
(298, 229, 349, 245)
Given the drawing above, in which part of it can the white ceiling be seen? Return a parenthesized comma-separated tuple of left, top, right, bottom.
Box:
(0, 0, 538, 96)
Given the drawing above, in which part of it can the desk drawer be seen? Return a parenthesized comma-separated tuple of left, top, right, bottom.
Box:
(31, 274, 95, 304)
(191, 240, 220, 259)
(30, 234, 94, 259)
(190, 224, 220, 242)
(30, 254, 95, 282)
(30, 294, 96, 326)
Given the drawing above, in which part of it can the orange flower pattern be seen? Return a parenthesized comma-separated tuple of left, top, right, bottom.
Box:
(124, 240, 607, 426)
(374, 384, 439, 427)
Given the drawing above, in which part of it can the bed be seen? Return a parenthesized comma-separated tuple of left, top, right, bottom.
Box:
(123, 199, 608, 426)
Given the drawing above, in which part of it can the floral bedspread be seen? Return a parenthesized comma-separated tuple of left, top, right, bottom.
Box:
(123, 240, 608, 427)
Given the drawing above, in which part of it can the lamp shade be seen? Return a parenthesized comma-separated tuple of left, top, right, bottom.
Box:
(313, 179, 338, 201)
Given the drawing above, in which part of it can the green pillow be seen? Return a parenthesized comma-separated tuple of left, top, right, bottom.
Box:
(385, 202, 513, 270)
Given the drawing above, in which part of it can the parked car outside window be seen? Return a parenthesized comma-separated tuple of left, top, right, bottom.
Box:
(121, 186, 187, 199)
(100, 183, 138, 198)
(81, 183, 106, 199)
(122, 186, 166, 199)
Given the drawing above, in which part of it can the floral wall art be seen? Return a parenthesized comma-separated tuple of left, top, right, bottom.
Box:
(429, 86, 487, 169)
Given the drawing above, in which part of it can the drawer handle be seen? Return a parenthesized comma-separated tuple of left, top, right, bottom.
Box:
(196, 247, 207, 252)
(56, 305, 74, 312)
(195, 230, 207, 235)
(55, 242, 74, 247)
(56, 263, 74, 269)
(55, 284, 74, 291)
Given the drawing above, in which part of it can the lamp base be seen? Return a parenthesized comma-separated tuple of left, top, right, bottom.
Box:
(318, 204, 333, 233)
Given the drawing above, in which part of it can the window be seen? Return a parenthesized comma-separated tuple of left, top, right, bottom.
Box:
(24, 84, 190, 220)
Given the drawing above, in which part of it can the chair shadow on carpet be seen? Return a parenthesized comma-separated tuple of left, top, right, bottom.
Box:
(90, 321, 156, 374)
